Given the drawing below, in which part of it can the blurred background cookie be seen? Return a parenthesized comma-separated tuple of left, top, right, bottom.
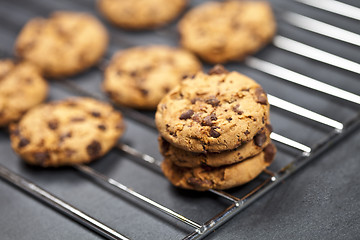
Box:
(98, 0, 187, 30)
(10, 97, 125, 167)
(103, 45, 201, 109)
(178, 0, 276, 63)
(0, 60, 48, 127)
(15, 11, 108, 78)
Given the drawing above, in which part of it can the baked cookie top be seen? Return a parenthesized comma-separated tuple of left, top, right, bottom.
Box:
(159, 123, 272, 167)
(0, 60, 48, 127)
(155, 65, 270, 153)
(15, 11, 108, 78)
(10, 97, 125, 167)
(98, 0, 187, 29)
(178, 0, 276, 63)
(103, 46, 201, 109)
(161, 143, 276, 191)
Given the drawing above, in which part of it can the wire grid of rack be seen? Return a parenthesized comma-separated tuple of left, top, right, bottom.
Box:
(0, 0, 359, 239)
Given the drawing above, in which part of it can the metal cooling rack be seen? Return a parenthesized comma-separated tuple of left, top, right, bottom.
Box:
(0, 0, 359, 239)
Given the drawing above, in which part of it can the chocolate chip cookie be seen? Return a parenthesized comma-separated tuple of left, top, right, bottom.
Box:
(10, 97, 125, 167)
(178, 0, 276, 63)
(15, 11, 108, 78)
(98, 0, 187, 29)
(159, 123, 272, 167)
(0, 60, 48, 127)
(102, 46, 201, 109)
(155, 65, 270, 153)
(161, 143, 276, 191)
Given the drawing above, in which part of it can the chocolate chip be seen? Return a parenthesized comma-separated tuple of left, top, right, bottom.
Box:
(130, 71, 137, 77)
(182, 75, 189, 80)
(33, 152, 49, 164)
(169, 131, 177, 137)
(264, 144, 276, 163)
(187, 177, 212, 188)
(254, 132, 267, 147)
(179, 109, 194, 120)
(255, 87, 267, 105)
(18, 138, 30, 148)
(163, 87, 170, 93)
(91, 111, 101, 117)
(205, 96, 220, 107)
(244, 130, 250, 136)
(262, 116, 265, 124)
(86, 140, 102, 158)
(226, 117, 232, 122)
(48, 120, 59, 130)
(232, 104, 243, 115)
(98, 124, 106, 131)
(71, 117, 85, 122)
(266, 124, 273, 133)
(208, 64, 228, 75)
(201, 113, 217, 126)
(201, 117, 213, 126)
(209, 127, 220, 138)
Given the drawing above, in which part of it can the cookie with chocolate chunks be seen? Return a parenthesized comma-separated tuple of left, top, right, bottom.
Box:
(98, 0, 187, 30)
(102, 46, 201, 109)
(155, 65, 270, 153)
(161, 143, 276, 191)
(159, 123, 272, 167)
(0, 60, 48, 127)
(179, 0, 276, 63)
(15, 11, 108, 77)
(10, 98, 125, 167)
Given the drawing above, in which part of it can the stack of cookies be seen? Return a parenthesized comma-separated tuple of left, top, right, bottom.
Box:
(155, 65, 276, 191)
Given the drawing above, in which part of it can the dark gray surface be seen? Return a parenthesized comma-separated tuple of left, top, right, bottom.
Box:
(0, 0, 359, 239)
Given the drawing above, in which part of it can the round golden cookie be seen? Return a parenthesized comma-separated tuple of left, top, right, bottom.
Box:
(15, 11, 108, 78)
(102, 46, 201, 109)
(155, 65, 270, 153)
(178, 0, 276, 63)
(10, 98, 125, 167)
(98, 0, 187, 30)
(0, 60, 48, 127)
(159, 124, 272, 167)
(161, 143, 276, 191)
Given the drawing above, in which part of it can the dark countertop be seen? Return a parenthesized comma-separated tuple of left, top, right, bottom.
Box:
(0, 0, 359, 239)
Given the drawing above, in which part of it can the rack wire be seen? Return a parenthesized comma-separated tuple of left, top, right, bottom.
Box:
(0, 0, 359, 239)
